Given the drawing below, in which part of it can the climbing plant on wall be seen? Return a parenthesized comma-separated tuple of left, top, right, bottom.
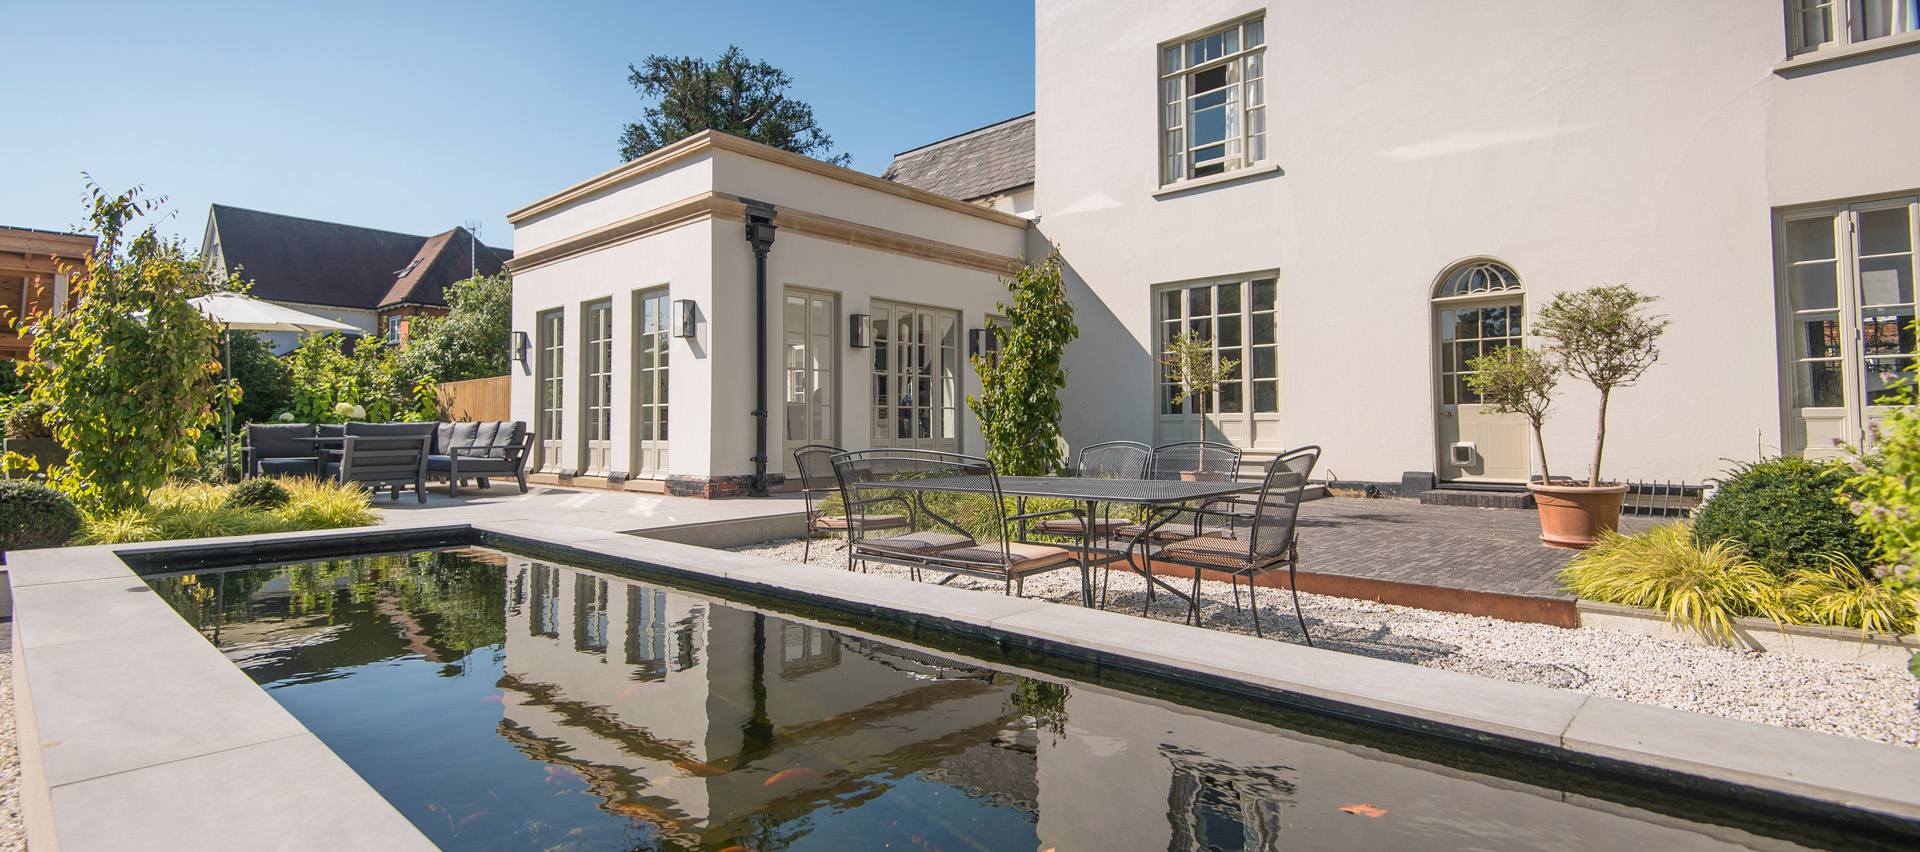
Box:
(967, 249, 1080, 476)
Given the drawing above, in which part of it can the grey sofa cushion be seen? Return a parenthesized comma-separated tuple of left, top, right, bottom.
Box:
(257, 457, 319, 477)
(427, 455, 515, 474)
(246, 423, 314, 462)
(316, 424, 345, 439)
(345, 421, 437, 438)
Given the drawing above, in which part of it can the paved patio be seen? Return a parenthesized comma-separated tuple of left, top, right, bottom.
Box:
(369, 481, 807, 536)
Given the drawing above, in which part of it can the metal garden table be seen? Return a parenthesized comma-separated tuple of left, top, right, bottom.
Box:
(849, 475, 1257, 607)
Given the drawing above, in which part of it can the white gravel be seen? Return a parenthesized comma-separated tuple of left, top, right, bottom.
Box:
(0, 623, 22, 851)
(735, 538, 1920, 748)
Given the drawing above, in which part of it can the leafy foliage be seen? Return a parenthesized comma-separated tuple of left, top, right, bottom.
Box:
(1846, 394, 1920, 602)
(19, 184, 228, 511)
(1691, 455, 1873, 579)
(967, 250, 1080, 476)
(284, 333, 436, 423)
(1533, 284, 1668, 486)
(1162, 331, 1238, 417)
(5, 399, 56, 440)
(0, 480, 84, 550)
(223, 477, 290, 510)
(1561, 523, 1778, 644)
(79, 477, 377, 544)
(397, 273, 512, 384)
(227, 330, 293, 425)
(618, 45, 848, 165)
(1782, 555, 1915, 636)
(1464, 345, 1558, 482)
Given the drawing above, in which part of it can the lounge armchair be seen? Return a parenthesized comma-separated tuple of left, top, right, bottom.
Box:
(428, 421, 532, 497)
(244, 423, 318, 477)
(327, 422, 433, 502)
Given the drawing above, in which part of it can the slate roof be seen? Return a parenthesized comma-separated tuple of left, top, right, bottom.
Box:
(205, 205, 510, 312)
(881, 113, 1034, 203)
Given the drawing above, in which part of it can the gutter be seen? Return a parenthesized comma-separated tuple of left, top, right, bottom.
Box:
(742, 199, 778, 497)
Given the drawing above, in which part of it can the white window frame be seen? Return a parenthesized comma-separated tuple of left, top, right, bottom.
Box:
(1787, 0, 1919, 56)
(1159, 14, 1268, 186)
(1152, 274, 1281, 449)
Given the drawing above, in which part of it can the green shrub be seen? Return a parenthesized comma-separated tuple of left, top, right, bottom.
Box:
(80, 478, 377, 544)
(5, 399, 56, 440)
(1691, 456, 1873, 578)
(223, 477, 290, 510)
(0, 480, 83, 549)
(1562, 523, 1780, 644)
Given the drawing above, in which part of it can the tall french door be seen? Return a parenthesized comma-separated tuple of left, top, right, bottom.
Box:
(631, 289, 670, 477)
(870, 300, 960, 452)
(782, 289, 837, 473)
(534, 309, 564, 472)
(1153, 276, 1280, 448)
(581, 300, 613, 474)
(1781, 197, 1919, 458)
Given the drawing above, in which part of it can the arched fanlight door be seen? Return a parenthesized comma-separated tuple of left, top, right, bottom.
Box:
(1433, 260, 1533, 483)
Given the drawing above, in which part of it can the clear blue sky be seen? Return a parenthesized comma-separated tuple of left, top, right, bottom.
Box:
(2, 0, 1035, 251)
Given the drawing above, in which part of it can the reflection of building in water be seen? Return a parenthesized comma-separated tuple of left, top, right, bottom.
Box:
(1035, 686, 1798, 852)
(495, 558, 1036, 849)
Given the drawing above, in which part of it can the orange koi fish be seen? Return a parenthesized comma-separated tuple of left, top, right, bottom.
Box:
(672, 759, 729, 777)
(763, 767, 821, 786)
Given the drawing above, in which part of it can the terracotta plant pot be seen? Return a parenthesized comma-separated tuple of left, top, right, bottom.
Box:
(1528, 481, 1629, 550)
(1180, 470, 1229, 482)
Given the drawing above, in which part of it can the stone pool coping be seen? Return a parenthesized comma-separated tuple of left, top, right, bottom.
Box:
(8, 521, 1920, 850)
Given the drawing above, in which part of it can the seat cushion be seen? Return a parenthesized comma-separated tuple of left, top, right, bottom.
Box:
(1033, 517, 1130, 535)
(256, 457, 319, 477)
(815, 514, 908, 531)
(1117, 523, 1200, 543)
(436, 422, 479, 455)
(858, 531, 972, 554)
(1157, 534, 1252, 569)
(486, 421, 526, 458)
(345, 421, 437, 438)
(316, 424, 345, 439)
(427, 454, 515, 474)
(941, 542, 1075, 570)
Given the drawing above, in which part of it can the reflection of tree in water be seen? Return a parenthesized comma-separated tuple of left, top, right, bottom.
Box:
(149, 549, 509, 660)
(1004, 676, 1070, 741)
(1160, 746, 1297, 852)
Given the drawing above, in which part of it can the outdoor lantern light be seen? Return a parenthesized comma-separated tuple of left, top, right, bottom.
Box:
(672, 299, 698, 338)
(509, 330, 531, 365)
(849, 313, 871, 348)
(968, 328, 999, 358)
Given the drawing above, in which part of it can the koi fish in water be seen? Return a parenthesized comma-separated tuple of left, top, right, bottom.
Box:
(614, 803, 685, 828)
(763, 767, 821, 787)
(672, 759, 728, 777)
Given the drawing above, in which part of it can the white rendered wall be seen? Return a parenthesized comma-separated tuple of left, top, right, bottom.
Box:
(1036, 0, 1920, 484)
(513, 151, 717, 256)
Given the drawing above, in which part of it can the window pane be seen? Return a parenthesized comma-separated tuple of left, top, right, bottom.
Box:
(1219, 381, 1243, 413)
(1253, 380, 1278, 412)
(1164, 45, 1182, 73)
(1787, 216, 1836, 261)
(1860, 256, 1914, 306)
(1192, 105, 1228, 146)
(1795, 360, 1845, 408)
(1252, 345, 1276, 378)
(1457, 374, 1482, 405)
(1217, 281, 1241, 313)
(1867, 357, 1915, 403)
(1454, 308, 1481, 341)
(1790, 263, 1839, 311)
(1222, 28, 1239, 54)
(1862, 307, 1916, 355)
(1797, 312, 1842, 359)
(1251, 278, 1276, 311)
(1860, 207, 1913, 256)
(1482, 305, 1508, 338)
(1219, 349, 1242, 380)
(1439, 309, 1456, 342)
(1251, 313, 1276, 345)
(1188, 318, 1212, 338)
(1191, 65, 1229, 95)
(1244, 18, 1265, 46)
(1188, 287, 1211, 316)
(1217, 315, 1242, 347)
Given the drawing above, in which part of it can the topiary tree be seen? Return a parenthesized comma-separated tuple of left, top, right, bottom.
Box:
(1465, 345, 1559, 483)
(1162, 331, 1239, 421)
(0, 480, 84, 549)
(19, 183, 229, 511)
(1693, 456, 1874, 579)
(967, 249, 1079, 476)
(5, 399, 56, 440)
(1533, 284, 1669, 486)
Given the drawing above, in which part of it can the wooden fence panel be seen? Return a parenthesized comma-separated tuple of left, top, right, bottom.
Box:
(436, 376, 510, 422)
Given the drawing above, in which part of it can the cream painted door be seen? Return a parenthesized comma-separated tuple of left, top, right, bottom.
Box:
(630, 289, 670, 477)
(1437, 300, 1532, 483)
(1152, 277, 1282, 449)
(870, 301, 960, 452)
(782, 289, 837, 474)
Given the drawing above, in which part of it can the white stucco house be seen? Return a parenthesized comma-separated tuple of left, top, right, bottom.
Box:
(509, 0, 1920, 498)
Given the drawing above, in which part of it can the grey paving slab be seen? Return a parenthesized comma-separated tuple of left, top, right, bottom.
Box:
(3, 546, 136, 587)
(373, 482, 804, 533)
(988, 603, 1589, 748)
(1562, 696, 1920, 821)
(50, 733, 437, 852)
(474, 519, 636, 544)
(13, 577, 194, 650)
(725, 562, 1055, 625)
(23, 624, 309, 787)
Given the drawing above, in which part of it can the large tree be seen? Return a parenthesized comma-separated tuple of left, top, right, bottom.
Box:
(399, 273, 511, 384)
(618, 45, 849, 165)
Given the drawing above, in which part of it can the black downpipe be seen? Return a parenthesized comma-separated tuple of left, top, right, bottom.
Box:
(744, 203, 777, 497)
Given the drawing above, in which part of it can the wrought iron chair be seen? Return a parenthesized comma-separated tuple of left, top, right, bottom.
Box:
(792, 444, 908, 564)
(831, 449, 1086, 596)
(1029, 440, 1151, 540)
(1132, 446, 1321, 644)
(1107, 441, 1246, 606)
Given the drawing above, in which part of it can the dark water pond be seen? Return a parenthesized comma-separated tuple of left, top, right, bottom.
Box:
(148, 548, 1870, 852)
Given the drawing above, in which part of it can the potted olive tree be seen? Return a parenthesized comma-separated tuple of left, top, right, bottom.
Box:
(1526, 284, 1668, 548)
(1162, 331, 1239, 480)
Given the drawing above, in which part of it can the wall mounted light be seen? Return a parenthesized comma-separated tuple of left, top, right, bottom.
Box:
(849, 313, 871, 348)
(968, 328, 1000, 358)
(672, 299, 698, 338)
(509, 330, 531, 365)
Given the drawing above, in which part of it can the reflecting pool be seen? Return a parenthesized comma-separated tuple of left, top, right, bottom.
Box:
(149, 549, 1873, 852)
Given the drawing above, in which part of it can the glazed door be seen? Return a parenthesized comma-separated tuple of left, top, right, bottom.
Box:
(782, 289, 838, 474)
(870, 301, 959, 452)
(1436, 299, 1532, 482)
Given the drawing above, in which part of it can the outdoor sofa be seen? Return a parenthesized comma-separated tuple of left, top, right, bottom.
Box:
(327, 421, 435, 503)
(429, 421, 532, 497)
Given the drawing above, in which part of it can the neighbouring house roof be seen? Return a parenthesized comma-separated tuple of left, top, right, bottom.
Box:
(881, 113, 1034, 203)
(204, 205, 510, 313)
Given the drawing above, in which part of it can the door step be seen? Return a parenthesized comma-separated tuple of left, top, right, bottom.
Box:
(1419, 488, 1536, 509)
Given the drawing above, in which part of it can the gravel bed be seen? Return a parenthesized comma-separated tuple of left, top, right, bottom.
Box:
(734, 538, 1920, 748)
(0, 623, 22, 851)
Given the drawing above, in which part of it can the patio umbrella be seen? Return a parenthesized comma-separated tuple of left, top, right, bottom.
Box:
(188, 293, 360, 470)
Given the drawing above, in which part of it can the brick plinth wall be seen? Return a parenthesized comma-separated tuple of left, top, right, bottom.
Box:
(665, 474, 784, 499)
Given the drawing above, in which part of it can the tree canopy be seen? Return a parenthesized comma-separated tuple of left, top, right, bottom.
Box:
(399, 273, 512, 384)
(618, 45, 849, 165)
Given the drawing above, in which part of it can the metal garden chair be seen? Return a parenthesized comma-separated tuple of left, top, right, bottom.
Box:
(831, 449, 1086, 596)
(1107, 441, 1246, 606)
(1130, 446, 1321, 644)
(1029, 440, 1151, 541)
(791, 444, 907, 564)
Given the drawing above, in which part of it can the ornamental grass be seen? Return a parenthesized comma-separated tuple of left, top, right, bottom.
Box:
(80, 477, 378, 544)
